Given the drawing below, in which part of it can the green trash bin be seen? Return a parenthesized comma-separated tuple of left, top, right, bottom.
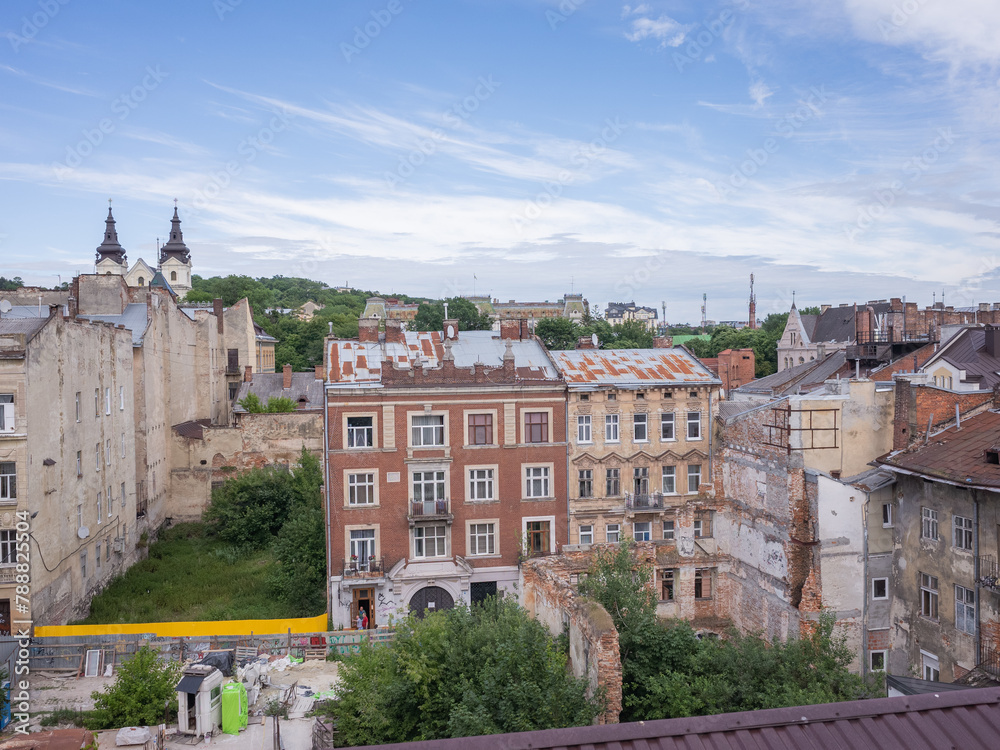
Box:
(221, 682, 248, 735)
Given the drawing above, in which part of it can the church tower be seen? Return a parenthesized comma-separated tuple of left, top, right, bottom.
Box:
(158, 202, 193, 297)
(95, 202, 128, 276)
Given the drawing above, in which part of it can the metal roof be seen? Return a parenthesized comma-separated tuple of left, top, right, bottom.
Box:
(77, 303, 150, 346)
(0, 317, 49, 338)
(234, 372, 325, 411)
(326, 331, 560, 386)
(354, 687, 1000, 750)
(551, 348, 718, 387)
(737, 351, 848, 396)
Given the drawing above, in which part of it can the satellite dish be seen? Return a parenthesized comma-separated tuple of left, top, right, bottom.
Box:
(591, 333, 599, 347)
(446, 325, 455, 338)
(0, 300, 11, 314)
(78, 527, 90, 539)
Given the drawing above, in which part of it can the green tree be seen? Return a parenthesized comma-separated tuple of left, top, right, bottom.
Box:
(204, 466, 294, 549)
(87, 645, 182, 729)
(330, 597, 600, 745)
(535, 318, 580, 350)
(0, 276, 24, 291)
(270, 504, 326, 615)
(412, 297, 493, 332)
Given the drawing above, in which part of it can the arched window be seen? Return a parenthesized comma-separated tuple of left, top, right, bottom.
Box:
(799, 357, 805, 364)
(170, 271, 177, 281)
(105, 271, 112, 275)
(138, 277, 145, 286)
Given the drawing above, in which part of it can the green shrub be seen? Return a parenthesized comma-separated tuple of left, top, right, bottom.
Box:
(87, 646, 182, 730)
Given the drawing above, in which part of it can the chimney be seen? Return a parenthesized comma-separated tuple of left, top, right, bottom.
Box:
(986, 325, 1000, 358)
(653, 335, 673, 349)
(500, 318, 525, 340)
(213, 298, 224, 334)
(315, 364, 325, 381)
(358, 318, 379, 343)
(385, 318, 406, 344)
(979, 303, 990, 312)
(283, 363, 292, 390)
(443, 319, 459, 341)
(244, 365, 253, 383)
(48, 304, 61, 318)
(576, 335, 596, 350)
(820, 304, 830, 313)
(817, 343, 826, 359)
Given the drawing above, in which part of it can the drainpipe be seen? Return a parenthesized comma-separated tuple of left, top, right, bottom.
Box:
(974, 491, 981, 669)
(565, 390, 571, 546)
(324, 387, 332, 625)
(708, 388, 714, 484)
(861, 491, 870, 678)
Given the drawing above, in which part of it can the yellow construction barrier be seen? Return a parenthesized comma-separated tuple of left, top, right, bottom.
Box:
(34, 613, 328, 638)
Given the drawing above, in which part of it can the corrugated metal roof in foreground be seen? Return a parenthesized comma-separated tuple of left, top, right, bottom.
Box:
(552, 348, 719, 387)
(353, 687, 1000, 750)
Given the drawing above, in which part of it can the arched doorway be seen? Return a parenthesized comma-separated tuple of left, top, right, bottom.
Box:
(409, 586, 454, 618)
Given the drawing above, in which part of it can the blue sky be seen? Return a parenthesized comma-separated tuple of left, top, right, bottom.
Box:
(2, 0, 999, 323)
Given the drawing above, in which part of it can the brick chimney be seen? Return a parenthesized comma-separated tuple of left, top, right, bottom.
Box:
(500, 319, 527, 340)
(315, 364, 325, 381)
(358, 318, 379, 343)
(576, 335, 596, 350)
(213, 298, 224, 334)
(385, 318, 406, 344)
(244, 365, 253, 383)
(986, 325, 1000, 358)
(892, 377, 912, 450)
(443, 319, 459, 341)
(653, 335, 673, 349)
(283, 363, 292, 389)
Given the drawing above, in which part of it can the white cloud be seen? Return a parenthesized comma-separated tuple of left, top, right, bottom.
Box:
(749, 81, 775, 108)
(625, 15, 692, 47)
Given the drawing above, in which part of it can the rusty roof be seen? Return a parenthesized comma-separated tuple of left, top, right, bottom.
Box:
(551, 348, 719, 387)
(353, 687, 1000, 750)
(877, 409, 1000, 490)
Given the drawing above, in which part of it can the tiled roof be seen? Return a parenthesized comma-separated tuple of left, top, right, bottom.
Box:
(326, 331, 561, 386)
(353, 687, 1000, 750)
(233, 372, 325, 411)
(551, 348, 719, 387)
(878, 409, 1000, 489)
(934, 328, 1000, 390)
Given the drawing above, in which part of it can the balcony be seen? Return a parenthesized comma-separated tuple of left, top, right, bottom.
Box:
(0, 567, 15, 584)
(979, 644, 1000, 680)
(976, 555, 1000, 594)
(625, 492, 666, 512)
(408, 499, 453, 526)
(343, 557, 386, 579)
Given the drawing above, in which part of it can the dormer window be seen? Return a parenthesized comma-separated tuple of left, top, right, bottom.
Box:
(987, 449, 1000, 465)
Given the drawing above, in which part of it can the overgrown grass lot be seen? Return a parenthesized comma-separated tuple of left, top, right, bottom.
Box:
(73, 522, 287, 624)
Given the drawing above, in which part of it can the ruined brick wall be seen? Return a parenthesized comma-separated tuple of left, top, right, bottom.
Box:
(871, 343, 935, 382)
(892, 378, 993, 450)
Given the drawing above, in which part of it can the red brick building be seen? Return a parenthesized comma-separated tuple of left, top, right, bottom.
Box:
(323, 318, 567, 628)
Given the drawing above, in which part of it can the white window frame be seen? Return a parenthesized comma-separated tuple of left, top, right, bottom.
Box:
(410, 413, 446, 447)
(955, 584, 976, 634)
(121, 433, 126, 458)
(80, 549, 87, 579)
(119, 385, 125, 411)
(97, 492, 102, 524)
(522, 515, 555, 556)
(579, 524, 593, 545)
(348, 527, 377, 566)
(871, 577, 888, 600)
(633, 413, 648, 442)
(577, 415, 592, 444)
(413, 524, 448, 559)
(687, 464, 702, 494)
(662, 466, 676, 495)
(346, 472, 377, 507)
(662, 519, 675, 541)
(94, 388, 99, 418)
(921, 650, 940, 682)
(0, 529, 14, 565)
(0, 462, 15, 503)
(467, 520, 497, 557)
(76, 451, 82, 477)
(105, 438, 111, 466)
(0, 394, 13, 433)
(920, 572, 939, 619)
(95, 443, 101, 472)
(921, 507, 939, 540)
(660, 412, 675, 441)
(105, 387, 111, 415)
(633, 521, 651, 541)
(882, 502, 893, 528)
(468, 466, 496, 502)
(524, 465, 551, 499)
(412, 469, 447, 504)
(121, 482, 126, 509)
(869, 650, 887, 672)
(346, 415, 375, 449)
(75, 392, 81, 423)
(108, 485, 113, 518)
(605, 413, 619, 442)
(686, 411, 702, 440)
(606, 523, 620, 543)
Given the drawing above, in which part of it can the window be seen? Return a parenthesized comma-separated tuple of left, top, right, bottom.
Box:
(694, 568, 713, 599)
(414, 525, 447, 558)
(869, 650, 886, 672)
(922, 652, 940, 682)
(871, 578, 888, 600)
(137, 276, 144, 286)
(96, 492, 102, 524)
(76, 451, 82, 477)
(660, 569, 675, 601)
(412, 414, 445, 446)
(96, 543, 101, 569)
(578, 469, 593, 498)
(606, 523, 620, 543)
(121, 482, 126, 509)
(633, 413, 648, 442)
(660, 412, 675, 440)
(349, 528, 376, 564)
(577, 415, 592, 443)
(525, 520, 551, 555)
(105, 439, 111, 466)
(80, 550, 87, 579)
(348, 473, 375, 506)
(469, 468, 495, 501)
(525, 466, 550, 498)
(119, 385, 125, 411)
(694, 511, 713, 538)
(606, 468, 620, 496)
(659, 466, 676, 495)
(121, 433, 125, 458)
(921, 507, 939, 540)
(607, 392, 616, 401)
(0, 530, 14, 564)
(77, 504, 82, 530)
(636, 391, 645, 400)
(468, 413, 493, 445)
(579, 525, 593, 545)
(920, 573, 939, 619)
(108, 486, 113, 518)
(525, 412, 548, 443)
(171, 270, 177, 281)
(346, 416, 374, 448)
(94, 388, 99, 417)
(579, 393, 589, 401)
(687, 411, 702, 439)
(663, 519, 675, 541)
(882, 502, 893, 527)
(0, 463, 15, 502)
(105, 542, 110, 561)
(956, 584, 976, 634)
(687, 464, 702, 494)
(954, 515, 973, 551)
(0, 394, 14, 434)
(105, 387, 111, 415)
(413, 470, 446, 503)
(633, 521, 651, 541)
(630, 467, 647, 496)
(95, 443, 101, 472)
(605, 414, 619, 442)
(75, 392, 81, 423)
(469, 523, 495, 556)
